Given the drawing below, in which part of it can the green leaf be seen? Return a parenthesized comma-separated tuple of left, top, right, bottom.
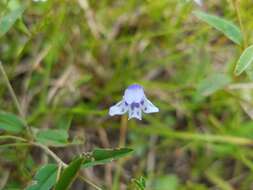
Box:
(17, 18, 31, 37)
(57, 114, 72, 130)
(152, 175, 179, 190)
(55, 157, 84, 190)
(0, 111, 25, 133)
(26, 164, 58, 190)
(35, 129, 69, 147)
(193, 11, 243, 45)
(0, 6, 25, 38)
(197, 73, 231, 96)
(234, 45, 253, 75)
(83, 148, 134, 168)
(132, 176, 146, 190)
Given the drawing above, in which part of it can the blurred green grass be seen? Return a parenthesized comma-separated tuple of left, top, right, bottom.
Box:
(1, 0, 253, 189)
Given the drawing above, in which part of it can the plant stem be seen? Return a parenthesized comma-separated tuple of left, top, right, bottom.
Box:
(56, 163, 62, 182)
(113, 115, 128, 190)
(0, 142, 30, 148)
(0, 62, 23, 118)
(32, 142, 67, 167)
(0, 61, 33, 137)
(233, 0, 247, 48)
(119, 115, 128, 147)
(0, 170, 9, 189)
(0, 135, 27, 142)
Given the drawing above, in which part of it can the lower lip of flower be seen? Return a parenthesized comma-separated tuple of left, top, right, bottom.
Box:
(130, 102, 140, 110)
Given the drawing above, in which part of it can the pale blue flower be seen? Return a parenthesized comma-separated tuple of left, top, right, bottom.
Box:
(109, 84, 159, 120)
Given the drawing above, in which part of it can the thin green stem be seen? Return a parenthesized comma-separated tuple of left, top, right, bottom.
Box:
(112, 163, 122, 190)
(0, 135, 27, 142)
(0, 62, 23, 118)
(56, 163, 63, 182)
(112, 115, 128, 190)
(0, 61, 33, 137)
(119, 115, 128, 147)
(0, 142, 30, 148)
(233, 0, 247, 48)
(31, 142, 67, 167)
(205, 170, 234, 190)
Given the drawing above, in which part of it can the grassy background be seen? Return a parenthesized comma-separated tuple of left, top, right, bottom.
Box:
(1, 0, 253, 189)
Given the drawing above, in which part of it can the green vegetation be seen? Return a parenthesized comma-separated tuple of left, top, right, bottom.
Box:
(1, 0, 253, 189)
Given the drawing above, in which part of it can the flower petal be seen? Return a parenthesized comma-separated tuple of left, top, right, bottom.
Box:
(128, 107, 142, 120)
(109, 100, 128, 116)
(142, 97, 159, 113)
(124, 85, 145, 104)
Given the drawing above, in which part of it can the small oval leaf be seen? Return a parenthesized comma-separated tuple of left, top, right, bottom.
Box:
(26, 164, 58, 190)
(234, 45, 253, 76)
(0, 111, 25, 133)
(193, 11, 243, 45)
(83, 148, 134, 168)
(55, 156, 84, 190)
(35, 129, 69, 147)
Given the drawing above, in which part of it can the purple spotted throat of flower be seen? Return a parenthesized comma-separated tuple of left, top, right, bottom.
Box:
(109, 84, 159, 120)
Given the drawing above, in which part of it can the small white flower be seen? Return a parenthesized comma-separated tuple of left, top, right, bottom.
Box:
(109, 84, 159, 120)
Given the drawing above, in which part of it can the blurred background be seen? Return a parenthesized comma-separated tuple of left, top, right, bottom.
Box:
(1, 0, 253, 189)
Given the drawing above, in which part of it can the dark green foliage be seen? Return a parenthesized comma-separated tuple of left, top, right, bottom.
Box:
(0, 111, 25, 133)
(35, 129, 69, 147)
(55, 157, 84, 190)
(83, 148, 134, 168)
(26, 164, 58, 190)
